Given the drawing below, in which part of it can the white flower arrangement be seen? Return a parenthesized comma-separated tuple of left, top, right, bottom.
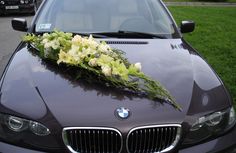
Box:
(23, 30, 181, 110)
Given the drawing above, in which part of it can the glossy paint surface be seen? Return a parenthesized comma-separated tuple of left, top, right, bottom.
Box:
(0, 39, 231, 136)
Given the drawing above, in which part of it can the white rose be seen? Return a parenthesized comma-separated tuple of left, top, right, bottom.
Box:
(79, 53, 86, 59)
(44, 42, 52, 49)
(42, 38, 49, 44)
(68, 48, 80, 62)
(81, 38, 89, 46)
(134, 62, 142, 72)
(88, 58, 97, 67)
(51, 40, 60, 50)
(42, 33, 49, 38)
(101, 66, 112, 76)
(68, 47, 77, 56)
(99, 44, 111, 53)
(90, 41, 99, 49)
(72, 35, 82, 43)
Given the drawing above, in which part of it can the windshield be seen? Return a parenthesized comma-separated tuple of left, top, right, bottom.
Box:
(35, 0, 177, 38)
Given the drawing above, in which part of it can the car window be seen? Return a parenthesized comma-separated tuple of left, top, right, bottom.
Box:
(35, 0, 176, 38)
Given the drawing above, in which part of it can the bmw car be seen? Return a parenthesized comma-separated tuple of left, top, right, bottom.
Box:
(0, 0, 236, 152)
(0, 0, 42, 15)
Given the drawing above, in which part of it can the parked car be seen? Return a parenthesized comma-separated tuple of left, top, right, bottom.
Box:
(0, 0, 42, 15)
(0, 0, 235, 152)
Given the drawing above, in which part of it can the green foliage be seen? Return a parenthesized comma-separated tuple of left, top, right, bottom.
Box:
(169, 6, 236, 107)
(197, 0, 227, 2)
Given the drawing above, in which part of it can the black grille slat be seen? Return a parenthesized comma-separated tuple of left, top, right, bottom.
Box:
(83, 130, 88, 153)
(150, 129, 155, 152)
(104, 41, 148, 45)
(171, 128, 175, 145)
(106, 131, 109, 153)
(110, 131, 113, 152)
(97, 130, 100, 153)
(64, 128, 122, 153)
(70, 131, 74, 149)
(143, 129, 147, 152)
(93, 131, 96, 153)
(75, 130, 79, 151)
(139, 130, 142, 153)
(156, 128, 160, 152)
(102, 130, 104, 152)
(129, 133, 133, 152)
(160, 128, 164, 151)
(115, 133, 119, 153)
(88, 130, 91, 153)
(127, 126, 180, 153)
(79, 130, 82, 152)
(167, 127, 172, 147)
(147, 129, 151, 152)
(165, 127, 169, 149)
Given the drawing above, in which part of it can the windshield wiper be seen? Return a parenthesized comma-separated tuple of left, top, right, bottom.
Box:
(91, 31, 167, 39)
(35, 31, 166, 39)
(117, 30, 167, 39)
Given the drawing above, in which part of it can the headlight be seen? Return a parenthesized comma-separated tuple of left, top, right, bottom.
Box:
(0, 1, 5, 5)
(0, 113, 61, 150)
(184, 107, 236, 145)
(5, 115, 50, 135)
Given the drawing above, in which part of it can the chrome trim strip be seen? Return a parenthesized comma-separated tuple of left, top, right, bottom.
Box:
(62, 127, 123, 153)
(126, 124, 182, 153)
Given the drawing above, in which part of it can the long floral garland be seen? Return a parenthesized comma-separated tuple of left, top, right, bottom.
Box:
(23, 30, 181, 110)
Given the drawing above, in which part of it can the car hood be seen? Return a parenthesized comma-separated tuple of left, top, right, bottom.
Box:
(0, 39, 230, 131)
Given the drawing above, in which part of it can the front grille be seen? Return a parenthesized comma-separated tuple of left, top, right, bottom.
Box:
(127, 125, 181, 153)
(62, 127, 122, 153)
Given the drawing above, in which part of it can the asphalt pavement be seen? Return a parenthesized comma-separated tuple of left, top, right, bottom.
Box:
(0, 15, 32, 76)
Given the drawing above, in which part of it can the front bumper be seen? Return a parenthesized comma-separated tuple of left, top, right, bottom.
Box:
(180, 144, 236, 153)
(0, 141, 45, 153)
(0, 126, 236, 153)
(178, 125, 236, 153)
(0, 4, 34, 14)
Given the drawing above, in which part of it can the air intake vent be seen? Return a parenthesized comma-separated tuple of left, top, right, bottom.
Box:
(104, 41, 148, 45)
(62, 127, 122, 153)
(127, 125, 181, 153)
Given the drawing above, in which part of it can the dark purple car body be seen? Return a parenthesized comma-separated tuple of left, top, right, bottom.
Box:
(0, 0, 235, 152)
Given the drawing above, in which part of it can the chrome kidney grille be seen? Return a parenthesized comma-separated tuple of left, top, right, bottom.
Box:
(63, 125, 181, 153)
(127, 125, 181, 153)
(62, 127, 122, 153)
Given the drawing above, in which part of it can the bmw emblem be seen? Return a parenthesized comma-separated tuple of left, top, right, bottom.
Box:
(115, 107, 131, 119)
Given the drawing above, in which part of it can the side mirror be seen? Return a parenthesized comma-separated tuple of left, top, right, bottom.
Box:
(12, 18, 28, 32)
(180, 21, 195, 33)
